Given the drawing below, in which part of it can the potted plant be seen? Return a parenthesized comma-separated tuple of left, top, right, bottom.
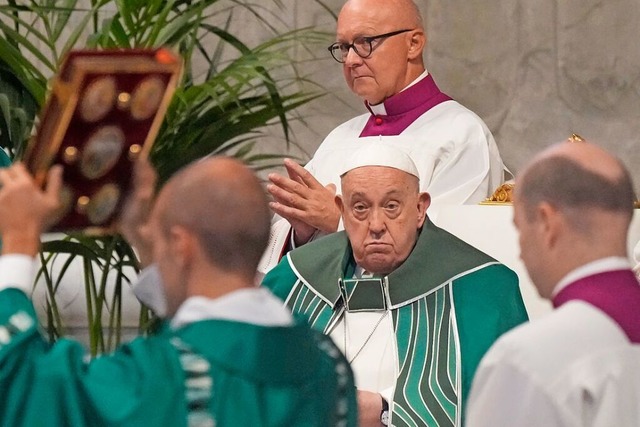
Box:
(0, 0, 332, 355)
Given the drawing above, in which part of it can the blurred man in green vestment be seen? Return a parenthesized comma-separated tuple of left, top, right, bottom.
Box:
(0, 157, 357, 426)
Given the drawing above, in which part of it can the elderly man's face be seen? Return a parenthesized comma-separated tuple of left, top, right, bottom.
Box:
(336, 3, 417, 105)
(338, 166, 429, 275)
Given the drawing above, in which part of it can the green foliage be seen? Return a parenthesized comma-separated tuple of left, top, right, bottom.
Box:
(0, 0, 333, 354)
(0, 63, 38, 158)
(37, 234, 144, 355)
(0, 0, 331, 172)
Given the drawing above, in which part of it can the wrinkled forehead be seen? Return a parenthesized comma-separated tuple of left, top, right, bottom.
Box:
(341, 165, 419, 194)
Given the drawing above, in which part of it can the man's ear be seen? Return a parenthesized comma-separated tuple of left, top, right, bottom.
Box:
(335, 194, 345, 215)
(169, 225, 195, 268)
(417, 192, 431, 227)
(536, 202, 561, 249)
(407, 30, 426, 60)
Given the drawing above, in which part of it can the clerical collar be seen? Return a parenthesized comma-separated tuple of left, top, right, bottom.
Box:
(552, 256, 631, 298)
(359, 71, 452, 137)
(368, 70, 429, 116)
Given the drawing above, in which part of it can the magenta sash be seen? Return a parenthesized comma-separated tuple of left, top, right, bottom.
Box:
(553, 270, 640, 343)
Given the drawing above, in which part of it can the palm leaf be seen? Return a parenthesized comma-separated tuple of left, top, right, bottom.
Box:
(1, 0, 331, 351)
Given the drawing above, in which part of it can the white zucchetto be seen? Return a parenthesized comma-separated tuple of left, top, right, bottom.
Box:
(339, 140, 420, 179)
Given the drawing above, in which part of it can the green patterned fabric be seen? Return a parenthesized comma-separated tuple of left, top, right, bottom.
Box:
(0, 288, 358, 427)
(263, 220, 529, 426)
(0, 149, 10, 168)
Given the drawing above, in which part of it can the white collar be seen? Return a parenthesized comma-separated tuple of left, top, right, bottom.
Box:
(171, 287, 293, 330)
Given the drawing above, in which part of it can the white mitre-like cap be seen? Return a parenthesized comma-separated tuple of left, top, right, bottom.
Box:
(339, 142, 419, 179)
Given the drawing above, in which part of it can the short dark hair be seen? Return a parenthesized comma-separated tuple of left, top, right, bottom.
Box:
(517, 156, 636, 222)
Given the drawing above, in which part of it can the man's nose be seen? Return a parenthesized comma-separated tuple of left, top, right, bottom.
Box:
(368, 209, 386, 236)
(344, 47, 363, 66)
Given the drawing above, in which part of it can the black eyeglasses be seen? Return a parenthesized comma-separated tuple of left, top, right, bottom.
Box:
(327, 29, 414, 63)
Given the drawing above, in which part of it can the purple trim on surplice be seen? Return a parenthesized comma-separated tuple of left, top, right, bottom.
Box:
(359, 74, 452, 137)
(553, 269, 640, 343)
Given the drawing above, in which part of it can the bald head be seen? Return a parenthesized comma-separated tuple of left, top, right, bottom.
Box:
(336, 0, 426, 104)
(532, 139, 628, 183)
(512, 140, 637, 297)
(517, 140, 635, 230)
(340, 0, 424, 30)
(158, 156, 270, 276)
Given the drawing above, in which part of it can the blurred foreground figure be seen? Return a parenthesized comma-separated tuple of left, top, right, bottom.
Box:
(467, 140, 640, 427)
(0, 158, 357, 426)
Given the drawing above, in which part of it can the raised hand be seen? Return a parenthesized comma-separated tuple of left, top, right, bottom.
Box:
(0, 163, 62, 256)
(267, 158, 340, 245)
(119, 157, 158, 267)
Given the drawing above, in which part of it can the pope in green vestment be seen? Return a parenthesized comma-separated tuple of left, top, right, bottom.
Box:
(0, 285, 357, 427)
(262, 219, 529, 427)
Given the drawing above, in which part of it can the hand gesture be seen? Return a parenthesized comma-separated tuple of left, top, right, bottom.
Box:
(267, 159, 340, 245)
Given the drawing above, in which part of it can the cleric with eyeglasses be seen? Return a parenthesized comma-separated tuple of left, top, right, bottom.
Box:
(260, 0, 507, 283)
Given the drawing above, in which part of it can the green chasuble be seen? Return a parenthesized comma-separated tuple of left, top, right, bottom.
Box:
(0, 289, 358, 427)
(262, 220, 529, 427)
